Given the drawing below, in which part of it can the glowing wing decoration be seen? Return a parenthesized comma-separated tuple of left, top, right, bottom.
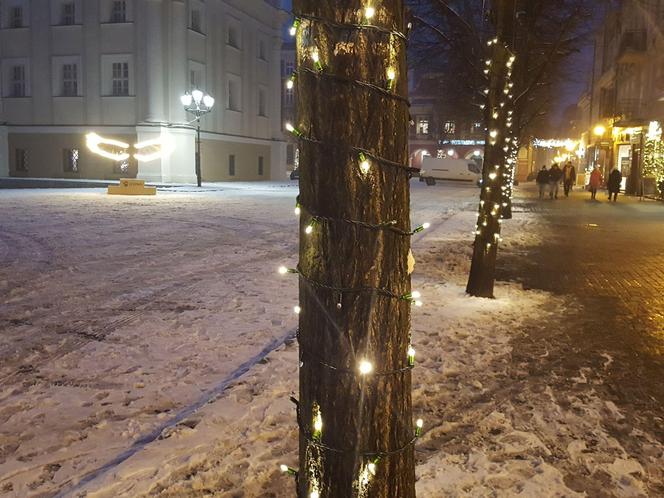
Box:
(86, 132, 175, 163)
(86, 133, 130, 161)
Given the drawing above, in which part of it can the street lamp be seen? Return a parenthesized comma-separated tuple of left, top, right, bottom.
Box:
(593, 124, 606, 137)
(181, 89, 215, 187)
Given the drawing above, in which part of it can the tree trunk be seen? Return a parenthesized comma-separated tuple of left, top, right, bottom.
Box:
(292, 1, 415, 497)
(466, 0, 515, 298)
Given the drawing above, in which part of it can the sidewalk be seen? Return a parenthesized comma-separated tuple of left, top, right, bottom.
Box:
(497, 184, 664, 495)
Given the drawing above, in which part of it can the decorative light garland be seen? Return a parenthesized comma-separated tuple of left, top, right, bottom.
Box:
(281, 5, 424, 497)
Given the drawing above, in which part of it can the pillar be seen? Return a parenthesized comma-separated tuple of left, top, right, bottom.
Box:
(145, 0, 165, 123)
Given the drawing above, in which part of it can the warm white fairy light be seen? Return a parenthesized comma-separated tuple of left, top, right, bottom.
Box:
(295, 206, 302, 216)
(294, 305, 301, 314)
(359, 360, 373, 375)
(407, 346, 416, 366)
(286, 79, 294, 90)
(280, 464, 289, 472)
(422, 222, 431, 229)
(305, 224, 313, 235)
(415, 418, 424, 436)
(279, 266, 288, 275)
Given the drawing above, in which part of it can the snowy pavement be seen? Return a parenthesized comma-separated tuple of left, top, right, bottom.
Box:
(0, 182, 662, 497)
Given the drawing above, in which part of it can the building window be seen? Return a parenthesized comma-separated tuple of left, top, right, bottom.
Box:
(258, 40, 266, 60)
(417, 118, 429, 135)
(110, 0, 126, 22)
(228, 154, 235, 176)
(11, 65, 26, 97)
(258, 156, 264, 176)
(112, 62, 129, 95)
(283, 60, 294, 78)
(63, 148, 79, 172)
(228, 78, 240, 111)
(443, 121, 456, 134)
(286, 144, 295, 165)
(284, 87, 294, 105)
(189, 69, 198, 89)
(258, 89, 266, 116)
(10, 6, 24, 28)
(227, 24, 239, 48)
(15, 148, 28, 172)
(190, 8, 201, 32)
(61, 2, 75, 25)
(62, 63, 78, 96)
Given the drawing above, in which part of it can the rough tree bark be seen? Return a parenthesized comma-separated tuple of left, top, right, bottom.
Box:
(293, 1, 415, 497)
(466, 0, 516, 298)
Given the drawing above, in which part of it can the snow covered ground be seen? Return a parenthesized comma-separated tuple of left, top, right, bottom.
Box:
(0, 182, 661, 497)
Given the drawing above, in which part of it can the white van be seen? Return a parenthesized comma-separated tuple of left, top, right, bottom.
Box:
(420, 157, 482, 185)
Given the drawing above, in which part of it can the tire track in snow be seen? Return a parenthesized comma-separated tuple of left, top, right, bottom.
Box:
(53, 327, 298, 498)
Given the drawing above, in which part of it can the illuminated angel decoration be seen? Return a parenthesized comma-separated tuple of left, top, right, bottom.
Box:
(85, 132, 174, 163)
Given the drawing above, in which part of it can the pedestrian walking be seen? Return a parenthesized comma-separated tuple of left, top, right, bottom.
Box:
(589, 165, 602, 200)
(608, 168, 622, 202)
(536, 165, 549, 199)
(562, 161, 576, 197)
(548, 163, 562, 199)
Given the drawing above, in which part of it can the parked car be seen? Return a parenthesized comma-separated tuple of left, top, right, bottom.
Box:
(419, 157, 482, 186)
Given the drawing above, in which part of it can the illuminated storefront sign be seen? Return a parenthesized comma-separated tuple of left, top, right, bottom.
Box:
(438, 139, 485, 146)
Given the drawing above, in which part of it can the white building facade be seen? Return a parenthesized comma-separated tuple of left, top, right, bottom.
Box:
(0, 0, 287, 182)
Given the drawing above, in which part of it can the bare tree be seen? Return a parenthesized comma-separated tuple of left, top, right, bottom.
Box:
(289, 1, 416, 496)
(408, 0, 597, 296)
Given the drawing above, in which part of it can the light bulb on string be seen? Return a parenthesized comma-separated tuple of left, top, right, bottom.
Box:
(285, 122, 302, 137)
(415, 419, 424, 437)
(365, 6, 376, 20)
(294, 305, 301, 314)
(280, 464, 298, 476)
(311, 48, 323, 71)
(407, 346, 416, 367)
(386, 67, 396, 90)
(359, 152, 370, 174)
(305, 224, 313, 235)
(359, 360, 373, 375)
(289, 19, 300, 37)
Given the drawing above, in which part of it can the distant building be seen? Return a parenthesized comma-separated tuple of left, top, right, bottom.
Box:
(280, 39, 297, 176)
(408, 71, 485, 169)
(0, 0, 287, 183)
(581, 0, 664, 193)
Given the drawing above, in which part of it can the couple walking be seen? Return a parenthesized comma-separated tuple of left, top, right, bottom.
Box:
(536, 161, 576, 199)
(589, 165, 622, 201)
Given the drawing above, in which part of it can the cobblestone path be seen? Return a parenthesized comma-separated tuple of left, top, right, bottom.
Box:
(498, 186, 664, 496)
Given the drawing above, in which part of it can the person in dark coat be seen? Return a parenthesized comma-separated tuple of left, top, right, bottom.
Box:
(562, 161, 576, 197)
(548, 163, 563, 199)
(608, 168, 622, 202)
(536, 165, 549, 199)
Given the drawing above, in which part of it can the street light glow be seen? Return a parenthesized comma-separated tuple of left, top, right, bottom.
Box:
(192, 89, 204, 104)
(593, 125, 606, 136)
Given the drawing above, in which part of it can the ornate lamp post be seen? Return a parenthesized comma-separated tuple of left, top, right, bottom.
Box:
(181, 89, 215, 187)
